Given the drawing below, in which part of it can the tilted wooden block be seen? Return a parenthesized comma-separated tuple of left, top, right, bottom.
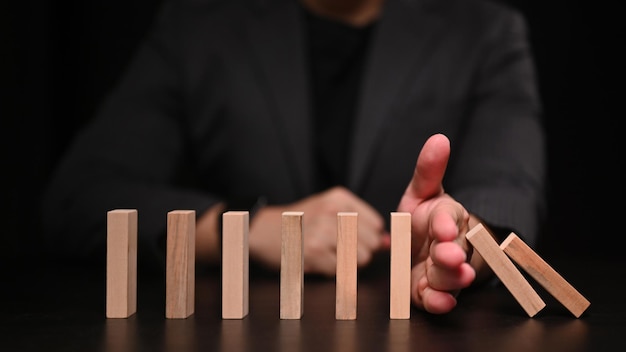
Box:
(222, 211, 250, 319)
(166, 210, 196, 319)
(280, 211, 305, 319)
(390, 212, 411, 319)
(106, 209, 138, 319)
(465, 223, 545, 317)
(501, 233, 590, 318)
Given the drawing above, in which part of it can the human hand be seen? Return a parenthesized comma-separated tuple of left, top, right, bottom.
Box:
(249, 186, 390, 276)
(397, 133, 476, 314)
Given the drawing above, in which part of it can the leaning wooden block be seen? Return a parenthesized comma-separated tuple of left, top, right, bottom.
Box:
(390, 212, 411, 319)
(166, 210, 196, 319)
(106, 209, 138, 318)
(336, 212, 358, 320)
(501, 233, 590, 318)
(222, 211, 250, 319)
(280, 211, 305, 319)
(465, 223, 545, 317)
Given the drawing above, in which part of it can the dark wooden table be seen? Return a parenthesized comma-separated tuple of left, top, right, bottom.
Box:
(1, 253, 624, 352)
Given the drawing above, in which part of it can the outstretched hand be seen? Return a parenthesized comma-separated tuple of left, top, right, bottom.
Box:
(397, 133, 476, 314)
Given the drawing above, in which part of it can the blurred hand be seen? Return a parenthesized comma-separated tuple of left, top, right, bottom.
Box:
(249, 186, 390, 276)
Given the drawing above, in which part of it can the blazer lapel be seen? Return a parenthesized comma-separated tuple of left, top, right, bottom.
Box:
(245, 0, 314, 196)
(348, 0, 445, 190)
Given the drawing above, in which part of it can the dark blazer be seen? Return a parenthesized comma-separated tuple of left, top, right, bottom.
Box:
(42, 0, 546, 266)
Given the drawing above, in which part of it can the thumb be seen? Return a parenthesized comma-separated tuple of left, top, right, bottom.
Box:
(398, 133, 451, 212)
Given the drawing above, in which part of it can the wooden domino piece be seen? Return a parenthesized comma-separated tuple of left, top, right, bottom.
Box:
(106, 209, 138, 318)
(390, 212, 411, 319)
(465, 223, 545, 317)
(222, 211, 250, 319)
(166, 210, 196, 319)
(280, 211, 305, 319)
(336, 212, 358, 320)
(501, 233, 590, 318)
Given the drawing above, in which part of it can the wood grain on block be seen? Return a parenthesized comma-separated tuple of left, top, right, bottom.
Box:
(465, 223, 545, 317)
(222, 211, 250, 319)
(166, 210, 196, 319)
(280, 211, 305, 319)
(390, 212, 411, 319)
(106, 209, 138, 318)
(336, 212, 358, 320)
(501, 233, 590, 318)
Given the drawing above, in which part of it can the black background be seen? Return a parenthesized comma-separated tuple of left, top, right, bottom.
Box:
(2, 0, 624, 268)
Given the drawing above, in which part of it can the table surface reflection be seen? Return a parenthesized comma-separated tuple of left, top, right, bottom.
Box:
(1, 254, 624, 352)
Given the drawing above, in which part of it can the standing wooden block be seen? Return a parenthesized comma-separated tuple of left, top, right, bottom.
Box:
(280, 212, 304, 319)
(390, 212, 411, 319)
(465, 223, 545, 317)
(106, 209, 138, 318)
(222, 211, 250, 319)
(336, 212, 358, 320)
(166, 210, 196, 319)
(501, 233, 591, 318)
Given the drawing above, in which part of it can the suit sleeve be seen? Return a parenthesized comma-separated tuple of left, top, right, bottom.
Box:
(445, 8, 547, 247)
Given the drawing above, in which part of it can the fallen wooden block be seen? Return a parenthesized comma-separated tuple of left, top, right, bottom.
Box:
(501, 233, 590, 318)
(465, 223, 545, 317)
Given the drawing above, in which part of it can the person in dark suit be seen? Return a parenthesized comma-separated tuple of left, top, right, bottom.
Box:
(41, 0, 546, 314)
